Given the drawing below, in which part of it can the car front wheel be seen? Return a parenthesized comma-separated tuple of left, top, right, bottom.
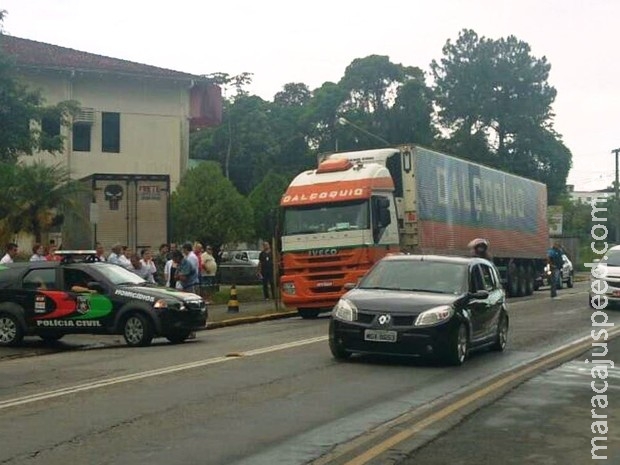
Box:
(491, 313, 509, 352)
(122, 313, 154, 347)
(166, 330, 192, 344)
(441, 323, 468, 366)
(0, 313, 24, 347)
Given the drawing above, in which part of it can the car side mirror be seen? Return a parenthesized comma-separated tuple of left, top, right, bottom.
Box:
(469, 290, 489, 300)
(343, 282, 356, 291)
(87, 281, 104, 293)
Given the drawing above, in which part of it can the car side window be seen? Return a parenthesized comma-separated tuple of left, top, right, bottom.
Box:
(470, 266, 485, 292)
(23, 269, 56, 290)
(64, 268, 96, 291)
(479, 264, 495, 291)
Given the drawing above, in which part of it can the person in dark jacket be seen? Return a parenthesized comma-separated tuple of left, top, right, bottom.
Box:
(468, 238, 492, 260)
(258, 241, 276, 300)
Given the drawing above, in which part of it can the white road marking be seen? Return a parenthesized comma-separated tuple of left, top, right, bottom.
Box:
(0, 335, 328, 411)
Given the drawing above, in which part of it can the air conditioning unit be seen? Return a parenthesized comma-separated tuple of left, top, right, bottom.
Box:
(74, 107, 95, 124)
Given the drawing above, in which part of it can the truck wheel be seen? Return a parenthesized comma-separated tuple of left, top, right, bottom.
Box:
(517, 266, 527, 297)
(441, 323, 468, 366)
(525, 267, 534, 296)
(299, 309, 320, 319)
(0, 313, 24, 347)
(122, 313, 154, 347)
(567, 273, 574, 288)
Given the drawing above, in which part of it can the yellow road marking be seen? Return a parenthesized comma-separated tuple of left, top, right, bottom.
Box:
(344, 328, 620, 465)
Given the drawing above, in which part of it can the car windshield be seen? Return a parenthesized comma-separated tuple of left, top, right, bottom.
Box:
(94, 263, 146, 285)
(282, 200, 369, 235)
(358, 259, 468, 294)
(601, 249, 620, 267)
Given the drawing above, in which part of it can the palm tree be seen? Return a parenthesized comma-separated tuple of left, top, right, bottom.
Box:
(0, 161, 86, 243)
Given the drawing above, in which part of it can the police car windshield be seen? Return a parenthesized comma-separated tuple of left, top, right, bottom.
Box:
(96, 264, 146, 285)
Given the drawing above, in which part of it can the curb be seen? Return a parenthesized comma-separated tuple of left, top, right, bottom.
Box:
(206, 310, 299, 330)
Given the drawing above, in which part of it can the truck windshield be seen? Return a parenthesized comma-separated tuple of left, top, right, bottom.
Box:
(283, 200, 370, 235)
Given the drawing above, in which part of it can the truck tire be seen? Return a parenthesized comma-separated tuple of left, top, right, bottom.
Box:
(525, 267, 534, 296)
(517, 266, 527, 297)
(0, 313, 24, 347)
(122, 313, 154, 347)
(299, 309, 321, 319)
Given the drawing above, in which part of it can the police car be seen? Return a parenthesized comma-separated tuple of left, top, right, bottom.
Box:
(0, 251, 207, 347)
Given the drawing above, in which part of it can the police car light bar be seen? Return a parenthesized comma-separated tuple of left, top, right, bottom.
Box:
(54, 250, 98, 256)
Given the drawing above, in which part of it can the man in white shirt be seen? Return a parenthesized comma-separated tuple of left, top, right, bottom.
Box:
(0, 243, 18, 264)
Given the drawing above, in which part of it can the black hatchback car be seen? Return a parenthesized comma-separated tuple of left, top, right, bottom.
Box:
(329, 255, 508, 365)
(0, 251, 207, 347)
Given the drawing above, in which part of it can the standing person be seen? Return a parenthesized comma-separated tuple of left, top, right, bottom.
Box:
(176, 243, 200, 294)
(95, 242, 106, 261)
(139, 248, 157, 283)
(258, 241, 275, 301)
(165, 250, 182, 289)
(30, 244, 47, 262)
(128, 254, 148, 280)
(118, 246, 132, 268)
(548, 241, 564, 298)
(200, 245, 218, 303)
(107, 243, 122, 266)
(167, 242, 177, 260)
(45, 243, 61, 261)
(1, 243, 18, 264)
(468, 238, 491, 260)
(154, 243, 169, 285)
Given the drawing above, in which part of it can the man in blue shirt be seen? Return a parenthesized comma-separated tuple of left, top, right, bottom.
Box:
(547, 241, 564, 298)
(176, 243, 200, 294)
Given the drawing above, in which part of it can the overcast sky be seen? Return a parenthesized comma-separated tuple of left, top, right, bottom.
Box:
(3, 0, 618, 192)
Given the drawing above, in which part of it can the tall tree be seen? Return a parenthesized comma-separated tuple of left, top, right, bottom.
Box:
(0, 15, 78, 163)
(0, 161, 85, 244)
(431, 29, 571, 201)
(170, 161, 254, 247)
(248, 172, 290, 240)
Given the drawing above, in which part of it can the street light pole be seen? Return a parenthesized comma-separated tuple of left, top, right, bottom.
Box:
(612, 148, 620, 244)
(337, 117, 391, 147)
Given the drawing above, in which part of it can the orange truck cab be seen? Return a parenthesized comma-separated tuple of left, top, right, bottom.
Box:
(279, 149, 401, 319)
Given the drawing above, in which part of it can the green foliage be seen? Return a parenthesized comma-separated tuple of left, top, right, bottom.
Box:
(248, 172, 290, 240)
(0, 161, 85, 243)
(171, 161, 254, 246)
(0, 26, 80, 163)
(431, 29, 571, 201)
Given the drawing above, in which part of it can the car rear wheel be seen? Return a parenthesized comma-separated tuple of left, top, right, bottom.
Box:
(299, 309, 321, 319)
(441, 323, 468, 366)
(122, 313, 154, 347)
(166, 330, 192, 344)
(491, 313, 509, 352)
(0, 313, 24, 347)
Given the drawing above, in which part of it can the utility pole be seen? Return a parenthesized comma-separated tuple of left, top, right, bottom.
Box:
(612, 148, 620, 244)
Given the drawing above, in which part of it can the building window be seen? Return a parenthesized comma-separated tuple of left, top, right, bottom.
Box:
(73, 123, 91, 152)
(102, 112, 120, 153)
(41, 115, 61, 138)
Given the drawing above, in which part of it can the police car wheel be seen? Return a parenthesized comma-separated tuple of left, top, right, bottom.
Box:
(123, 313, 154, 347)
(0, 313, 24, 347)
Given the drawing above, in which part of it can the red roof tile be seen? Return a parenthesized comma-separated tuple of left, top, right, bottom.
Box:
(1, 35, 203, 81)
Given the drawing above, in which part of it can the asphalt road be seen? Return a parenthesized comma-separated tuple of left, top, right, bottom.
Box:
(0, 282, 617, 465)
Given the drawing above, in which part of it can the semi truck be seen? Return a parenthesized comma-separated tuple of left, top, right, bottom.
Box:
(279, 145, 548, 318)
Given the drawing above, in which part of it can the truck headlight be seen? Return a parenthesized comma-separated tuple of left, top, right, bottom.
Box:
(282, 282, 296, 295)
(332, 299, 358, 322)
(414, 305, 453, 327)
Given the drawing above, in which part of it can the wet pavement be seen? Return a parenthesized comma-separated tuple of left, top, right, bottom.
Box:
(401, 335, 620, 464)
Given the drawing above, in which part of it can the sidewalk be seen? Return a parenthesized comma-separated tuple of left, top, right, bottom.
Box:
(205, 300, 298, 329)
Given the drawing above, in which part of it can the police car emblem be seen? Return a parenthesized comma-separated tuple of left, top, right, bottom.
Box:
(76, 296, 90, 314)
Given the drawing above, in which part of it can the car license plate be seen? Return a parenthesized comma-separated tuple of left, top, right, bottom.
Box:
(364, 329, 397, 343)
